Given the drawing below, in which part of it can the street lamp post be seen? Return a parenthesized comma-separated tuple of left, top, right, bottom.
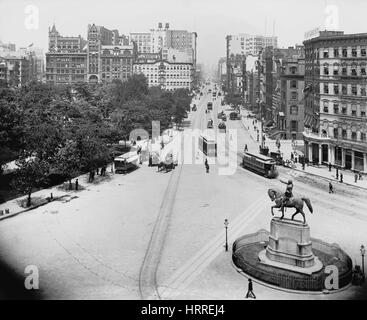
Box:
(224, 219, 229, 252)
(361, 245, 366, 280)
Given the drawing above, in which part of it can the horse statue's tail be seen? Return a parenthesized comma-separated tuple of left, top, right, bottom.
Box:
(302, 198, 313, 213)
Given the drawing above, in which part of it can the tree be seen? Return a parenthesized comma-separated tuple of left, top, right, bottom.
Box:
(23, 113, 64, 162)
(79, 136, 111, 173)
(11, 155, 50, 207)
(55, 140, 82, 190)
(0, 101, 24, 173)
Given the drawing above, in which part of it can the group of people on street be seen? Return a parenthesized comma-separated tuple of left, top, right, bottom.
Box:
(88, 166, 108, 182)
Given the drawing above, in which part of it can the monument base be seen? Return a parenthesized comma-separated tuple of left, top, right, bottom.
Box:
(258, 249, 323, 275)
(262, 217, 322, 272)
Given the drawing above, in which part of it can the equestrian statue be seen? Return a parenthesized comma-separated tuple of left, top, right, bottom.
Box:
(267, 179, 313, 224)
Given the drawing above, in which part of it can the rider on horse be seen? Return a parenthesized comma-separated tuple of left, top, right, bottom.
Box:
(279, 179, 293, 212)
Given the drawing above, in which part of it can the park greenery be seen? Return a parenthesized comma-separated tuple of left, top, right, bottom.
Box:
(0, 74, 191, 205)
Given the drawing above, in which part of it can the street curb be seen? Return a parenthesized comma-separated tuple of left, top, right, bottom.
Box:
(290, 166, 367, 191)
(0, 194, 69, 222)
(230, 259, 352, 296)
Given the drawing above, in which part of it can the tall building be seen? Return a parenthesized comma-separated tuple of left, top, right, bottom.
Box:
(0, 41, 16, 53)
(133, 60, 193, 91)
(130, 24, 197, 65)
(0, 54, 30, 86)
(226, 33, 277, 95)
(129, 32, 152, 53)
(46, 24, 134, 84)
(87, 23, 134, 83)
(277, 53, 305, 140)
(226, 33, 277, 56)
(130, 23, 197, 89)
(303, 31, 367, 172)
(45, 23, 196, 89)
(46, 24, 88, 84)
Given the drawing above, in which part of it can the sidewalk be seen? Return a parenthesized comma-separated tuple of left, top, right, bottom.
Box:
(240, 109, 367, 190)
(0, 130, 182, 221)
(292, 162, 367, 190)
(0, 179, 82, 221)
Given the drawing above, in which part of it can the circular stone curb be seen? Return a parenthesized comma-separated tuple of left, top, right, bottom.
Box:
(232, 231, 353, 292)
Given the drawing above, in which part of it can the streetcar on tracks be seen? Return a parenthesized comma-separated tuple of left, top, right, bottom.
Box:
(114, 151, 140, 174)
(199, 132, 217, 157)
(242, 152, 278, 178)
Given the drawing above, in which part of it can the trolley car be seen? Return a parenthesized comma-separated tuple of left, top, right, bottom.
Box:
(242, 152, 278, 178)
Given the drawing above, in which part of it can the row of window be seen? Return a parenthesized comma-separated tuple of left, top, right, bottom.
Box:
(55, 69, 85, 74)
(322, 47, 367, 59)
(135, 65, 190, 70)
(101, 59, 132, 64)
(306, 47, 367, 59)
(321, 83, 367, 96)
(321, 102, 367, 117)
(48, 64, 85, 68)
(329, 128, 366, 141)
(322, 65, 367, 76)
(102, 67, 131, 72)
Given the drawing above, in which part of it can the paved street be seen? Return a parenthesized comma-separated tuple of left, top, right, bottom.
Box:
(0, 85, 366, 299)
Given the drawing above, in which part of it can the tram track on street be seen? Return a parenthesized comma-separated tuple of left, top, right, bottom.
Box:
(138, 140, 184, 300)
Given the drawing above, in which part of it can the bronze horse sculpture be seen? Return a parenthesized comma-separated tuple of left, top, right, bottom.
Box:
(267, 189, 313, 224)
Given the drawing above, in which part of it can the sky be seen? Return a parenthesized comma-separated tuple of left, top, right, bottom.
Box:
(1, 0, 367, 72)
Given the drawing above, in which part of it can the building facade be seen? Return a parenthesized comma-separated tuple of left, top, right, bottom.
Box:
(257, 46, 305, 139)
(303, 31, 367, 172)
(46, 24, 88, 84)
(226, 34, 277, 96)
(130, 23, 197, 88)
(226, 34, 277, 56)
(45, 23, 196, 89)
(0, 41, 44, 86)
(133, 60, 193, 91)
(0, 55, 30, 86)
(278, 56, 305, 140)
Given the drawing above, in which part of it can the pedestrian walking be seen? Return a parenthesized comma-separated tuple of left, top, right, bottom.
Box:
(246, 279, 256, 299)
(359, 172, 363, 180)
(205, 158, 209, 173)
(329, 182, 334, 193)
(328, 162, 332, 172)
(302, 161, 305, 170)
(340, 173, 343, 183)
(336, 168, 339, 180)
(291, 153, 294, 161)
(75, 179, 79, 191)
(244, 144, 248, 152)
(149, 154, 153, 167)
(355, 173, 358, 183)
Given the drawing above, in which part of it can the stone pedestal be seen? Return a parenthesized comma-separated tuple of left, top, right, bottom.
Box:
(258, 217, 323, 275)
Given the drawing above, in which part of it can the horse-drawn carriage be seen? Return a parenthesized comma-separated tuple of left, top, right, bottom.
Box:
(270, 151, 284, 166)
(157, 153, 178, 173)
